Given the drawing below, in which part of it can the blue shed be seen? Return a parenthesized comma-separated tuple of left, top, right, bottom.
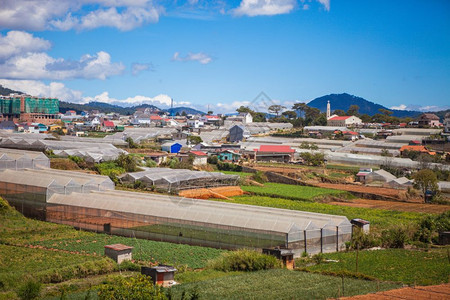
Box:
(161, 142, 182, 153)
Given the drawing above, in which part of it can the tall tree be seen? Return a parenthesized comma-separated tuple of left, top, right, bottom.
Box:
(347, 105, 360, 116)
(413, 169, 439, 202)
(292, 103, 308, 117)
(282, 110, 297, 119)
(268, 105, 286, 116)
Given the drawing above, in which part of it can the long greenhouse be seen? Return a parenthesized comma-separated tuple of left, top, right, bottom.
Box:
(0, 168, 352, 256)
(120, 168, 240, 192)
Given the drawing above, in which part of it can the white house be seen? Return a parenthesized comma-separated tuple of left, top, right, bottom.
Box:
(225, 113, 253, 124)
(200, 115, 221, 125)
(444, 113, 450, 133)
(187, 119, 204, 128)
(327, 115, 362, 127)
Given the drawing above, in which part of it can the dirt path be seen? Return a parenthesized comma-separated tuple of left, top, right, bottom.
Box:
(340, 283, 450, 299)
(330, 199, 450, 214)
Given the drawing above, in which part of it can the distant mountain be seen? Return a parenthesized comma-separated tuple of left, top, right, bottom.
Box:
(60, 101, 205, 116)
(0, 85, 23, 96)
(165, 106, 205, 116)
(307, 93, 421, 118)
(59, 101, 138, 115)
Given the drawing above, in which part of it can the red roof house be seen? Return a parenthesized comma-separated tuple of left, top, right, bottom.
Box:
(256, 145, 295, 162)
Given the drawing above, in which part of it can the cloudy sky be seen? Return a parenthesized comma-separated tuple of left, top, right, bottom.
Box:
(0, 0, 449, 113)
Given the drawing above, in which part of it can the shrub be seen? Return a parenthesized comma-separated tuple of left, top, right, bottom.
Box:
(251, 171, 267, 184)
(16, 280, 41, 300)
(208, 249, 281, 272)
(381, 226, 409, 248)
(312, 253, 325, 264)
(415, 211, 450, 244)
(97, 274, 166, 300)
(217, 162, 242, 172)
(351, 228, 380, 250)
(118, 260, 141, 272)
(207, 155, 218, 165)
(145, 160, 157, 168)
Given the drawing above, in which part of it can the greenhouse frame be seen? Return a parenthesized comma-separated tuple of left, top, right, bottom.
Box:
(46, 190, 352, 255)
(120, 168, 240, 192)
(0, 169, 352, 255)
(0, 149, 50, 170)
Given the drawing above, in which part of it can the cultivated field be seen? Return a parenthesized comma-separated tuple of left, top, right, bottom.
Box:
(171, 269, 401, 299)
(330, 198, 450, 214)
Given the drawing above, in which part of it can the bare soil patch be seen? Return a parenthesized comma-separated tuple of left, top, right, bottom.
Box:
(330, 198, 450, 214)
(341, 283, 450, 300)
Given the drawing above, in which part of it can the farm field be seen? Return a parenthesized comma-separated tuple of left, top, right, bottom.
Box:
(171, 269, 401, 299)
(242, 182, 349, 201)
(0, 244, 113, 292)
(304, 248, 449, 285)
(0, 199, 224, 270)
(330, 198, 450, 214)
(342, 283, 450, 300)
(131, 223, 283, 249)
(212, 195, 428, 229)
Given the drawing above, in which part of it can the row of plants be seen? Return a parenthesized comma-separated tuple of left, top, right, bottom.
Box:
(241, 182, 349, 201)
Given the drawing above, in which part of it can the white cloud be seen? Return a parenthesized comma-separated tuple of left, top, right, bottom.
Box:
(232, 0, 297, 17)
(0, 31, 51, 61)
(0, 31, 124, 80)
(0, 80, 83, 102)
(0, 0, 161, 31)
(131, 62, 152, 75)
(172, 52, 212, 64)
(390, 104, 407, 110)
(317, 0, 330, 11)
(390, 104, 450, 112)
(1, 50, 125, 80)
(82, 92, 185, 107)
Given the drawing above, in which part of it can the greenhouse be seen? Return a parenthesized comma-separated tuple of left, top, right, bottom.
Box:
(0, 149, 49, 170)
(1, 168, 352, 255)
(45, 189, 352, 255)
(0, 169, 114, 219)
(120, 168, 240, 192)
(0, 138, 126, 162)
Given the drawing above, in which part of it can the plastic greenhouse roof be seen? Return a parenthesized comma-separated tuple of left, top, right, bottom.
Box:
(0, 169, 64, 188)
(48, 189, 351, 234)
(24, 169, 114, 187)
(121, 168, 238, 185)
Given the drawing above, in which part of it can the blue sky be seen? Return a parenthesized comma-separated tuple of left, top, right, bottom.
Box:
(0, 0, 449, 113)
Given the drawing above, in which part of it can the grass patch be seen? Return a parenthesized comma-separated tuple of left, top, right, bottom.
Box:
(216, 170, 253, 178)
(0, 203, 223, 270)
(242, 182, 349, 201)
(0, 244, 111, 291)
(31, 234, 223, 270)
(304, 248, 449, 285)
(175, 269, 242, 284)
(131, 223, 284, 249)
(212, 195, 427, 229)
(171, 269, 401, 299)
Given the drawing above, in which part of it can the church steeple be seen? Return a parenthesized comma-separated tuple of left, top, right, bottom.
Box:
(326, 100, 331, 119)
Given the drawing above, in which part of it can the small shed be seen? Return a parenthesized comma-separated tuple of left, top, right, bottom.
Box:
(438, 232, 450, 245)
(218, 150, 241, 162)
(351, 218, 370, 233)
(104, 244, 133, 264)
(161, 142, 182, 154)
(141, 265, 177, 287)
(262, 248, 295, 270)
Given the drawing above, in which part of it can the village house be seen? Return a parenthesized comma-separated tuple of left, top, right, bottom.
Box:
(327, 115, 362, 127)
(188, 151, 208, 166)
(417, 113, 440, 127)
(218, 149, 241, 162)
(255, 145, 295, 163)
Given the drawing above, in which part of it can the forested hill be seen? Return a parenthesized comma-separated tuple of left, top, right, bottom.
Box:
(307, 93, 421, 118)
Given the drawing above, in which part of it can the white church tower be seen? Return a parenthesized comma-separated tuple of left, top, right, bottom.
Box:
(326, 100, 331, 119)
